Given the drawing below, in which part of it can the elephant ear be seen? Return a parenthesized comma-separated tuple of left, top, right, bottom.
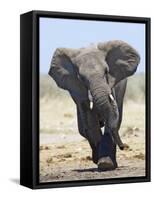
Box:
(98, 40, 140, 88)
(48, 48, 88, 101)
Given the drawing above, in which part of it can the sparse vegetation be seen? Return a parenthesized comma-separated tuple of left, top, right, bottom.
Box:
(40, 73, 145, 103)
(40, 74, 70, 100)
(124, 73, 145, 103)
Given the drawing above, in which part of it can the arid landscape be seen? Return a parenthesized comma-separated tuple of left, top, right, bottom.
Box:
(39, 74, 145, 183)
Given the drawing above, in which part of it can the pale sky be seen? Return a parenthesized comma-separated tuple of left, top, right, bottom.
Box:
(39, 17, 145, 74)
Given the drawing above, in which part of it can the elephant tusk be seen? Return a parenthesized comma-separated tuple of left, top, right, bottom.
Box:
(109, 94, 115, 101)
(90, 101, 93, 109)
(88, 90, 93, 102)
(88, 90, 93, 109)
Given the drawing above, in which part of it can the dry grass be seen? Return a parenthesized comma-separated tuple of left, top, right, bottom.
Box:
(121, 102, 145, 133)
(40, 97, 77, 134)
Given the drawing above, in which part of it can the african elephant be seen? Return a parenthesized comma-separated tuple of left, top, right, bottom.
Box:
(48, 40, 140, 171)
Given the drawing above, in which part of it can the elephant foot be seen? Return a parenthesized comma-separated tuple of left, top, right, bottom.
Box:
(119, 143, 129, 150)
(97, 156, 117, 171)
(92, 146, 98, 164)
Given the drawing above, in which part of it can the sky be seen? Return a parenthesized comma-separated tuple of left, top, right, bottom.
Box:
(39, 17, 145, 74)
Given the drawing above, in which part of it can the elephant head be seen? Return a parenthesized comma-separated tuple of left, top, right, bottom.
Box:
(48, 40, 140, 149)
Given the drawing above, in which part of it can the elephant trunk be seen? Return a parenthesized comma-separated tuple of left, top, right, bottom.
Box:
(89, 76, 124, 149)
(89, 76, 112, 114)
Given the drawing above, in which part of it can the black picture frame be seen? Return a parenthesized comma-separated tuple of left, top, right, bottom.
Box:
(20, 10, 151, 189)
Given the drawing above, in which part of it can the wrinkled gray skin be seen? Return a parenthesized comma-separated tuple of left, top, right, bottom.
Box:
(48, 40, 140, 170)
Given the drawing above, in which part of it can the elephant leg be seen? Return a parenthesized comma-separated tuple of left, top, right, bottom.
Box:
(114, 79, 129, 150)
(76, 101, 102, 164)
(76, 107, 86, 138)
(70, 93, 101, 163)
(97, 127, 117, 168)
(114, 79, 127, 129)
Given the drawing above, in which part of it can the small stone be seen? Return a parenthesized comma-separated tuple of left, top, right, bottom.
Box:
(57, 145, 65, 149)
(64, 113, 73, 118)
(46, 157, 53, 163)
(86, 156, 92, 161)
(64, 153, 72, 158)
(45, 146, 50, 150)
(133, 153, 145, 160)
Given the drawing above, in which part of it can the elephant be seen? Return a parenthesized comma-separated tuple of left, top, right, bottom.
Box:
(48, 40, 140, 171)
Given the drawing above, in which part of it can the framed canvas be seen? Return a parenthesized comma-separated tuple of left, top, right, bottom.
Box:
(20, 10, 151, 189)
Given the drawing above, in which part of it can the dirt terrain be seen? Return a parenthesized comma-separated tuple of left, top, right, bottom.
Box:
(40, 128, 145, 182)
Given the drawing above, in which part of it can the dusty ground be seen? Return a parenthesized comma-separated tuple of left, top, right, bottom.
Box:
(39, 130, 145, 182)
(39, 97, 145, 182)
